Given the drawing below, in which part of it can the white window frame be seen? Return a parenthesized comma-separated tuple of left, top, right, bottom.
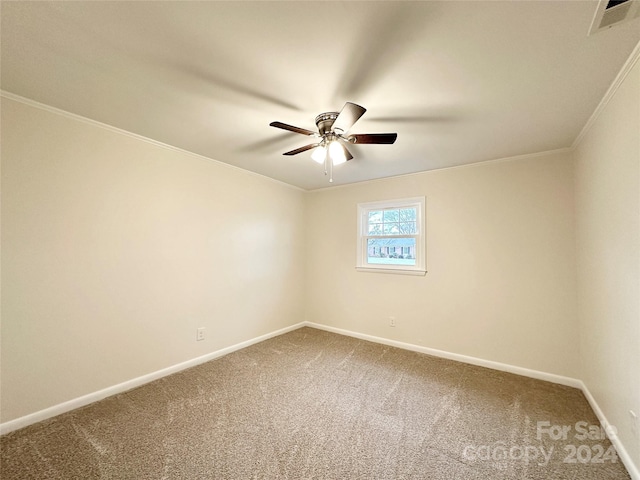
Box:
(356, 196, 426, 276)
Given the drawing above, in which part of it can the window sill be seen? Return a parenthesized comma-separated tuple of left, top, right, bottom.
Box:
(355, 267, 427, 276)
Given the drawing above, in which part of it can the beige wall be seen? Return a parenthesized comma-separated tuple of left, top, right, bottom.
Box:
(305, 151, 580, 378)
(1, 96, 582, 426)
(2, 56, 637, 473)
(0, 97, 306, 422)
(574, 57, 640, 466)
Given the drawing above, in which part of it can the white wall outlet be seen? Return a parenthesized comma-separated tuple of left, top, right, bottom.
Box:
(630, 410, 638, 439)
(389, 316, 396, 327)
(196, 327, 205, 341)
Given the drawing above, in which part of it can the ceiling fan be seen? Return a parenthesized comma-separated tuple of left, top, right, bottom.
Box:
(269, 102, 397, 183)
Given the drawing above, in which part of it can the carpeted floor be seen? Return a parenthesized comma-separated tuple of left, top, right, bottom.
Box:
(0, 327, 632, 479)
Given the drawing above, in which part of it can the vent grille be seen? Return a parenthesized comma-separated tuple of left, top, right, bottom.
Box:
(589, 0, 640, 34)
(606, 0, 631, 9)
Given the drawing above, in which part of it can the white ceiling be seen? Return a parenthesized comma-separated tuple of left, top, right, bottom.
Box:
(2, 1, 639, 190)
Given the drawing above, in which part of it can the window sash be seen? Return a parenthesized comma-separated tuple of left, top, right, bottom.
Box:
(364, 234, 419, 240)
(363, 207, 420, 236)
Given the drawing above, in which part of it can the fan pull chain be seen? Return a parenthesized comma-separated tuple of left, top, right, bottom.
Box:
(328, 156, 333, 183)
(323, 156, 334, 183)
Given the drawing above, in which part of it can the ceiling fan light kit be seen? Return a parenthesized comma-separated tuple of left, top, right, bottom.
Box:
(270, 102, 398, 183)
(311, 145, 326, 164)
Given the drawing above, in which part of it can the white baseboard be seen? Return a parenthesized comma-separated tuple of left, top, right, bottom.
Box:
(303, 321, 639, 479)
(579, 380, 640, 480)
(303, 322, 582, 388)
(3, 321, 638, 479)
(0, 322, 305, 436)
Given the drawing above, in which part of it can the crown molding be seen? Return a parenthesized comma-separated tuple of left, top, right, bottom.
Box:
(309, 147, 572, 193)
(0, 90, 306, 193)
(572, 39, 640, 150)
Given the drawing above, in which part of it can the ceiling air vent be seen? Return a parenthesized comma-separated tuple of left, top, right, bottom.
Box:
(589, 0, 640, 34)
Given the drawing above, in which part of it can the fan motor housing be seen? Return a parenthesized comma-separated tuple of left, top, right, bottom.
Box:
(315, 112, 339, 135)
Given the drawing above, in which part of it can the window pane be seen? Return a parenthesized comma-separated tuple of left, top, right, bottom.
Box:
(399, 208, 417, 221)
(383, 209, 399, 222)
(367, 238, 416, 266)
(368, 210, 383, 223)
(383, 223, 400, 235)
(368, 223, 383, 235)
(399, 222, 416, 234)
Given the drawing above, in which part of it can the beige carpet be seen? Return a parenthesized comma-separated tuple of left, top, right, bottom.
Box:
(0, 327, 631, 479)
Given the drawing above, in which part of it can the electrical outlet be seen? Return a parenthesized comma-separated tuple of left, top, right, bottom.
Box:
(630, 410, 638, 439)
(389, 316, 396, 327)
(196, 327, 205, 341)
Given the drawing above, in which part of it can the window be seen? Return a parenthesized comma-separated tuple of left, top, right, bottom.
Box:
(356, 197, 426, 275)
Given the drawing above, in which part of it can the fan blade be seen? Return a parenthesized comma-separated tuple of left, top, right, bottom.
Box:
(240, 132, 294, 153)
(348, 133, 397, 144)
(170, 61, 301, 112)
(343, 144, 354, 161)
(270, 122, 317, 136)
(334, 3, 430, 100)
(332, 102, 366, 134)
(283, 144, 320, 156)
